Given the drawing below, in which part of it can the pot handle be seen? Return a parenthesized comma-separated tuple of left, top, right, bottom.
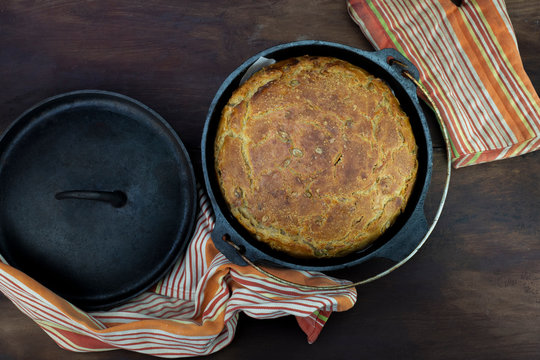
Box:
(211, 213, 249, 266)
(373, 48, 422, 99)
(211, 212, 278, 267)
(220, 63, 453, 291)
(55, 190, 127, 208)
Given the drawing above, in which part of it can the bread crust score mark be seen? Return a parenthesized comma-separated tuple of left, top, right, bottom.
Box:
(215, 56, 418, 258)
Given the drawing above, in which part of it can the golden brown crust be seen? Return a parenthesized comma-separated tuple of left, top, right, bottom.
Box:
(215, 56, 418, 258)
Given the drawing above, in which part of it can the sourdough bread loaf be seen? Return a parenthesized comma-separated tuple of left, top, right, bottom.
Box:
(215, 55, 418, 258)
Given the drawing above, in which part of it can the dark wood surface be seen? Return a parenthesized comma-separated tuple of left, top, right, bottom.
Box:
(0, 1, 539, 359)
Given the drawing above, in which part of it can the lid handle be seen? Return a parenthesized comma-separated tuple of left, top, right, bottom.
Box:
(55, 190, 127, 208)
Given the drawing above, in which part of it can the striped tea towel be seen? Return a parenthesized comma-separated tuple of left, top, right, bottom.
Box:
(0, 189, 356, 358)
(347, 0, 540, 167)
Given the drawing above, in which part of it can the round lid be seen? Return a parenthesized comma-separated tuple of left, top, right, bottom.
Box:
(0, 90, 197, 310)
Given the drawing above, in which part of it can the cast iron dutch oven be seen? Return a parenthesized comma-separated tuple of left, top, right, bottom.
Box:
(202, 40, 434, 275)
(0, 90, 197, 310)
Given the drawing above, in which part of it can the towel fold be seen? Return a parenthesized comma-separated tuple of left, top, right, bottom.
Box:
(0, 189, 356, 358)
(348, 0, 540, 167)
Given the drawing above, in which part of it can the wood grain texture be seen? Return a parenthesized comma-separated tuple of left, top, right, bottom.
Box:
(0, 1, 539, 359)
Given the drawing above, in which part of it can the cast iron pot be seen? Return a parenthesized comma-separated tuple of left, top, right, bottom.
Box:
(202, 40, 433, 273)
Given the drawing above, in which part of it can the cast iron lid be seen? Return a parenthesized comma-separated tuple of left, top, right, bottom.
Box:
(0, 90, 197, 310)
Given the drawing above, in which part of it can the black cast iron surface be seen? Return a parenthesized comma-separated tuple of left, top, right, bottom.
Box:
(202, 41, 433, 273)
(0, 90, 197, 310)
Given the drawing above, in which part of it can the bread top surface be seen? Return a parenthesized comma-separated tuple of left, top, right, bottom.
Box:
(214, 55, 418, 258)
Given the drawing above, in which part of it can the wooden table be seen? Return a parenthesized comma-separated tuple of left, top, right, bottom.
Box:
(1, 1, 538, 359)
